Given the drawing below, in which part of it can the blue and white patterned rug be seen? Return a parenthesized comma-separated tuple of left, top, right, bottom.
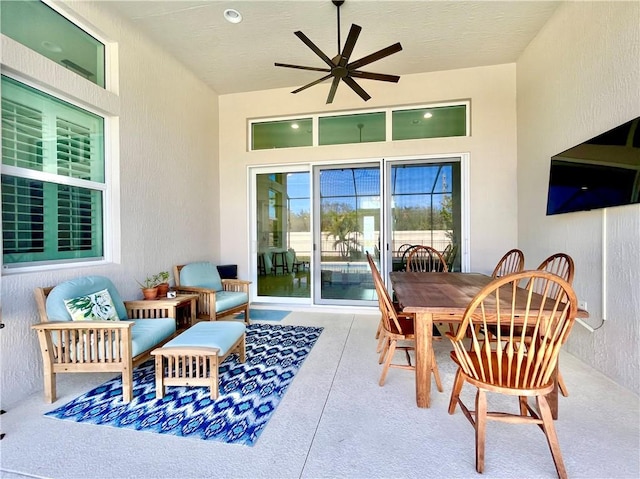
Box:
(45, 323, 323, 446)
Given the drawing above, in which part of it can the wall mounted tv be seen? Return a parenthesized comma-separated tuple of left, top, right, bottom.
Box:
(546, 116, 640, 215)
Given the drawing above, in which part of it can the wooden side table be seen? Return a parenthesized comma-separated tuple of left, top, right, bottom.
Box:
(125, 293, 199, 330)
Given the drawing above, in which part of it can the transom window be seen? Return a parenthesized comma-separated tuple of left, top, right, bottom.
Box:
(1, 0, 106, 87)
(249, 101, 469, 151)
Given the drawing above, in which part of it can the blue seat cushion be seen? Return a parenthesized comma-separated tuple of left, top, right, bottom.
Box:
(215, 291, 248, 313)
(46, 276, 128, 322)
(180, 262, 223, 292)
(131, 318, 176, 357)
(163, 321, 245, 356)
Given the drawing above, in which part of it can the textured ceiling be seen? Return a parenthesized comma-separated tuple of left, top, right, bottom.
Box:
(99, 0, 561, 95)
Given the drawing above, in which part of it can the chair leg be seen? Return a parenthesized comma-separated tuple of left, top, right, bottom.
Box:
(431, 348, 443, 392)
(537, 395, 568, 479)
(376, 328, 387, 354)
(557, 370, 569, 397)
(475, 389, 487, 474)
(519, 396, 528, 416)
(379, 340, 397, 386)
(378, 335, 390, 364)
(122, 370, 133, 403)
(448, 368, 464, 414)
(375, 318, 382, 339)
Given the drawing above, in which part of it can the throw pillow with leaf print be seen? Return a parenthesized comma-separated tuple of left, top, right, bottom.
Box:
(64, 289, 120, 322)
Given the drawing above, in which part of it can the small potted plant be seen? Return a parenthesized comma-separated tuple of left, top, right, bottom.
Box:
(156, 271, 171, 297)
(137, 274, 160, 300)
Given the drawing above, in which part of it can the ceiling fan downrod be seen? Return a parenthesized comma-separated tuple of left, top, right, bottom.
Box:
(333, 0, 345, 54)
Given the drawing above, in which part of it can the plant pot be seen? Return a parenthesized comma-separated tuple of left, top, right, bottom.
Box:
(142, 287, 158, 300)
(156, 282, 169, 297)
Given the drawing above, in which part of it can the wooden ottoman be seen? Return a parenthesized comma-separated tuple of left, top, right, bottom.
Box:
(151, 321, 246, 400)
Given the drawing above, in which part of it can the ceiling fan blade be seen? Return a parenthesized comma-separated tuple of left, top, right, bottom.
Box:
(275, 62, 331, 73)
(349, 70, 400, 83)
(291, 73, 333, 94)
(326, 76, 341, 104)
(339, 24, 362, 66)
(343, 77, 371, 102)
(294, 31, 335, 68)
(347, 42, 403, 70)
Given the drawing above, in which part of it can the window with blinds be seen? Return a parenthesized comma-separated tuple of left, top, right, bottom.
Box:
(1, 75, 105, 267)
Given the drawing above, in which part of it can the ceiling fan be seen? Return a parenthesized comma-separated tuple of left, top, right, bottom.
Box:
(274, 0, 402, 104)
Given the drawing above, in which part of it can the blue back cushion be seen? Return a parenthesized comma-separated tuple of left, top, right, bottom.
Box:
(46, 276, 128, 322)
(180, 262, 223, 291)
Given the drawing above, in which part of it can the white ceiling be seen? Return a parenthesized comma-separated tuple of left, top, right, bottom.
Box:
(99, 0, 561, 95)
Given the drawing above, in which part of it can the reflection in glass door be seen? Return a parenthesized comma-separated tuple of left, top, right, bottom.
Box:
(388, 160, 462, 274)
(314, 164, 380, 306)
(255, 171, 311, 300)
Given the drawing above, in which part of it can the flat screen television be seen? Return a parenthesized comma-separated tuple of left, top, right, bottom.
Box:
(546, 116, 640, 215)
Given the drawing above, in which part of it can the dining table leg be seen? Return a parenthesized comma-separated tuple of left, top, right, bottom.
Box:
(414, 311, 434, 408)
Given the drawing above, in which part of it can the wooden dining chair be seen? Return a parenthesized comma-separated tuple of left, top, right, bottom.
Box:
(529, 252, 575, 397)
(491, 248, 525, 278)
(396, 243, 413, 258)
(366, 252, 443, 391)
(405, 245, 449, 273)
(530, 252, 575, 300)
(442, 243, 459, 272)
(446, 270, 578, 479)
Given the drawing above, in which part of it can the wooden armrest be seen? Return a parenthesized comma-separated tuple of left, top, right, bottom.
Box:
(221, 279, 251, 286)
(174, 285, 217, 294)
(31, 321, 134, 331)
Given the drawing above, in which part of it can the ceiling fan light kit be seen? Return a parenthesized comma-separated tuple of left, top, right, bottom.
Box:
(275, 0, 402, 104)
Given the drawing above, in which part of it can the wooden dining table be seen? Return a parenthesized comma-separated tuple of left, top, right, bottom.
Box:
(389, 271, 586, 418)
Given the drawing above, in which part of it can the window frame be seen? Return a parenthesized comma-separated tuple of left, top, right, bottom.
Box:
(1, 0, 118, 275)
(1, 73, 111, 272)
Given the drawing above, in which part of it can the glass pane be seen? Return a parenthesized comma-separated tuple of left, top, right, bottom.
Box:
(1, 76, 105, 182)
(390, 161, 461, 272)
(2, 175, 103, 265)
(318, 166, 379, 302)
(392, 105, 467, 140)
(251, 118, 312, 150)
(319, 112, 385, 145)
(256, 171, 311, 298)
(1, 0, 105, 87)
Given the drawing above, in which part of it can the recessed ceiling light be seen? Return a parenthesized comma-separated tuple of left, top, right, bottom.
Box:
(223, 8, 242, 24)
(423, 112, 433, 119)
(41, 41, 62, 53)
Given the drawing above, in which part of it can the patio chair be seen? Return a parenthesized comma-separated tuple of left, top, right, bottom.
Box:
(529, 253, 575, 397)
(441, 243, 459, 271)
(174, 262, 251, 324)
(405, 245, 449, 273)
(491, 248, 525, 278)
(32, 275, 177, 403)
(446, 270, 578, 479)
(366, 252, 443, 391)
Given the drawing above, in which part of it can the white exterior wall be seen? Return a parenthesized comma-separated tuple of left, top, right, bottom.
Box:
(0, 1, 220, 408)
(516, 1, 640, 394)
(218, 64, 519, 279)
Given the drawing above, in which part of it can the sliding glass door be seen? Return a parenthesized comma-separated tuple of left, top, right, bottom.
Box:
(254, 168, 311, 301)
(313, 164, 381, 306)
(387, 159, 462, 274)
(250, 156, 466, 306)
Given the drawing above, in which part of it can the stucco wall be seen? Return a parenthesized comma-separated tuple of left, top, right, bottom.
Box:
(516, 1, 640, 394)
(0, 2, 220, 408)
(218, 64, 519, 279)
